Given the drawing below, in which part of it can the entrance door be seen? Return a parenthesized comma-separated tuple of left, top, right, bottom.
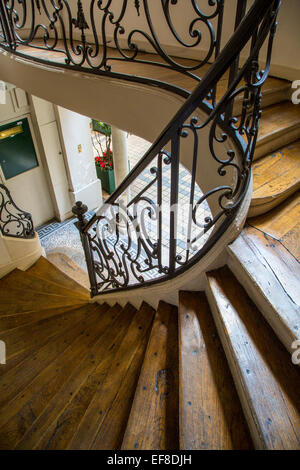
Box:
(0, 114, 55, 227)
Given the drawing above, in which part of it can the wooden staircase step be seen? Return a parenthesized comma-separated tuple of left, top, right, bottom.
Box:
(36, 303, 152, 451)
(250, 141, 300, 217)
(206, 267, 300, 450)
(0, 304, 105, 406)
(26, 256, 90, 299)
(0, 268, 88, 301)
(14, 303, 135, 450)
(0, 304, 84, 334)
(90, 329, 150, 450)
(0, 303, 113, 450)
(248, 191, 300, 261)
(178, 291, 252, 450)
(47, 252, 89, 290)
(0, 289, 85, 315)
(1, 303, 101, 364)
(121, 301, 178, 451)
(227, 226, 300, 354)
(254, 102, 300, 161)
(67, 302, 155, 450)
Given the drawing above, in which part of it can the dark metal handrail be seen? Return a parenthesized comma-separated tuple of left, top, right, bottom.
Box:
(0, 183, 35, 239)
(0, 1, 281, 296)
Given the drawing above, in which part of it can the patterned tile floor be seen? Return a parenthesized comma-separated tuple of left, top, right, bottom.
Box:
(39, 132, 211, 280)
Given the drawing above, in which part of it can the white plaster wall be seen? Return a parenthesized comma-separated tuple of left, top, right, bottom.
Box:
(31, 96, 73, 221)
(0, 86, 55, 226)
(0, 232, 44, 278)
(56, 106, 102, 211)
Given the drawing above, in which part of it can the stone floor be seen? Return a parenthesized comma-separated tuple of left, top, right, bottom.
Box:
(38, 132, 211, 282)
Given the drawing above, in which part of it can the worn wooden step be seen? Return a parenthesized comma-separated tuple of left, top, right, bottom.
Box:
(254, 102, 300, 161)
(248, 191, 300, 261)
(90, 327, 151, 450)
(0, 303, 112, 450)
(47, 252, 90, 290)
(14, 303, 136, 450)
(1, 303, 98, 363)
(0, 268, 87, 302)
(206, 267, 300, 450)
(0, 304, 105, 406)
(36, 303, 153, 451)
(67, 302, 155, 450)
(0, 288, 85, 315)
(250, 141, 300, 217)
(227, 226, 300, 354)
(26, 256, 90, 299)
(121, 301, 178, 450)
(0, 304, 84, 334)
(178, 291, 252, 450)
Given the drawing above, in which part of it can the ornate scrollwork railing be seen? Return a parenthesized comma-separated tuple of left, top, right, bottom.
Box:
(0, 183, 35, 239)
(0, 1, 281, 296)
(0, 0, 227, 106)
(70, 0, 280, 297)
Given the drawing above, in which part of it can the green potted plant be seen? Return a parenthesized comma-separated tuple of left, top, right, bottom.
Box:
(92, 121, 116, 194)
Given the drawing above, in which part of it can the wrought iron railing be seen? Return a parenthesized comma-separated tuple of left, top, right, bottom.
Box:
(0, 1, 281, 296)
(0, 183, 35, 239)
(0, 0, 226, 104)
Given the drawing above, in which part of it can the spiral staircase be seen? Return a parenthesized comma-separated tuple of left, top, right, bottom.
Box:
(0, 0, 299, 450)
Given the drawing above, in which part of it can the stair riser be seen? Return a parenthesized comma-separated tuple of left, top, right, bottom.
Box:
(249, 183, 300, 217)
(255, 127, 300, 161)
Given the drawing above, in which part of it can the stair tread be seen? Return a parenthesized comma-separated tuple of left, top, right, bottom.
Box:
(0, 304, 85, 334)
(12, 303, 134, 450)
(90, 331, 150, 450)
(258, 102, 300, 144)
(248, 191, 300, 260)
(251, 140, 300, 215)
(0, 304, 104, 408)
(0, 289, 85, 315)
(47, 252, 90, 290)
(121, 301, 178, 451)
(1, 303, 100, 363)
(33, 303, 136, 451)
(67, 302, 155, 450)
(0, 303, 111, 449)
(0, 268, 88, 301)
(206, 267, 300, 450)
(178, 291, 252, 450)
(26, 256, 90, 298)
(253, 102, 300, 160)
(228, 226, 300, 353)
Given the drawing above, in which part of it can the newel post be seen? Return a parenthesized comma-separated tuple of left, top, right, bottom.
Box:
(72, 201, 98, 297)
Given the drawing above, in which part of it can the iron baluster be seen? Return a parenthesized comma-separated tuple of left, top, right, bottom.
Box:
(168, 132, 180, 275)
(0, 184, 35, 239)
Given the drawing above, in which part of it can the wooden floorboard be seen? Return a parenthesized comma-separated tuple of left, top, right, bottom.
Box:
(178, 291, 252, 450)
(121, 301, 178, 451)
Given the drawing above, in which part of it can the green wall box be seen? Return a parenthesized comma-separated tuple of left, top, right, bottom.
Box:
(0, 117, 39, 179)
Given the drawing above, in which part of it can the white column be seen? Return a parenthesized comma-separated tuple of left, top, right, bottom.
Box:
(111, 126, 129, 187)
(111, 126, 130, 232)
